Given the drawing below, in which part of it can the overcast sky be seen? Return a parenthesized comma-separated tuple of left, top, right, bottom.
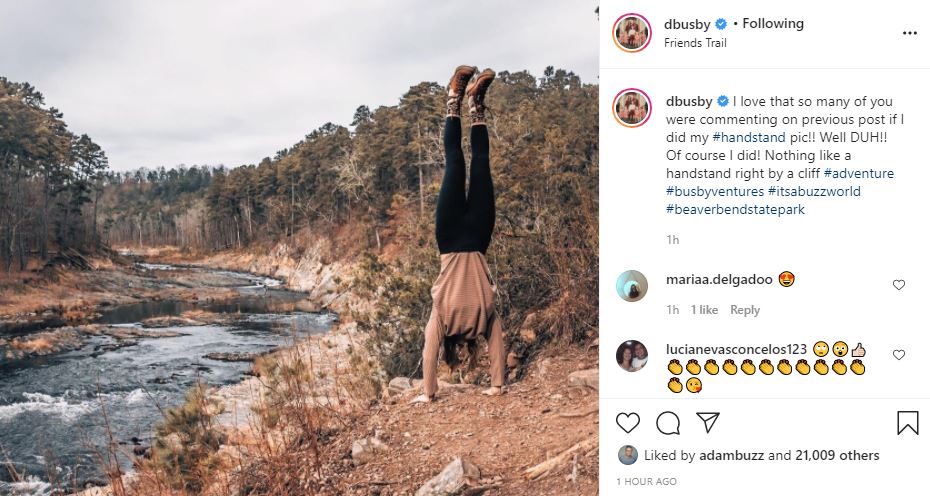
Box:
(1, 1, 598, 170)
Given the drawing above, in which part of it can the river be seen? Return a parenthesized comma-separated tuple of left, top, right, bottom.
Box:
(0, 263, 336, 495)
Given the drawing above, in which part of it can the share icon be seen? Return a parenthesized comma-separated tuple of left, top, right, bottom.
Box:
(696, 412, 720, 433)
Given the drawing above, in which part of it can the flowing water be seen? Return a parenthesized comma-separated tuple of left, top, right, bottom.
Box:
(0, 264, 336, 495)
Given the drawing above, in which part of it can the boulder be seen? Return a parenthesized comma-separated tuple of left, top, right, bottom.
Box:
(567, 368, 599, 391)
(536, 358, 552, 378)
(387, 376, 415, 396)
(506, 351, 521, 368)
(415, 457, 481, 496)
(518, 312, 540, 343)
(351, 437, 388, 465)
(204, 351, 260, 362)
(521, 312, 539, 329)
(518, 328, 537, 343)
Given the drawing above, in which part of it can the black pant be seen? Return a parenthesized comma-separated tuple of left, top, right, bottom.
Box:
(436, 117, 495, 254)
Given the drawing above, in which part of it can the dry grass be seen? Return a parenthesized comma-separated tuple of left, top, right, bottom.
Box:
(9, 336, 56, 353)
(231, 327, 375, 495)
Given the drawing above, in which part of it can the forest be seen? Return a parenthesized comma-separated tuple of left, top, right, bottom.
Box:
(0, 77, 108, 272)
(5, 67, 598, 376)
(98, 67, 596, 257)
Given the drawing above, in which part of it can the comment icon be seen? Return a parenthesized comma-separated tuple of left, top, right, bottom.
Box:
(656, 411, 681, 435)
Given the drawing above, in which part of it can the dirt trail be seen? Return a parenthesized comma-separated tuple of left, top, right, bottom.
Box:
(312, 346, 599, 495)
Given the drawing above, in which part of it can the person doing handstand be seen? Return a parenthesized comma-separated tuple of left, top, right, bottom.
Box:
(412, 65, 505, 403)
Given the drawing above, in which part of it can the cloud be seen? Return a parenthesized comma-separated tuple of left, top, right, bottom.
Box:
(1, 0, 598, 170)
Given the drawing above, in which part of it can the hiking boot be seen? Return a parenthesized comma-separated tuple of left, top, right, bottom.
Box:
(466, 69, 495, 124)
(447, 65, 477, 117)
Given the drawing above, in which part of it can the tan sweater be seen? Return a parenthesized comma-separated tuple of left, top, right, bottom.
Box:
(431, 252, 497, 339)
(422, 251, 505, 397)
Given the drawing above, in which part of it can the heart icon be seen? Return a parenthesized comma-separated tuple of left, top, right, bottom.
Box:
(616, 412, 641, 434)
(893, 350, 906, 360)
(893, 280, 905, 290)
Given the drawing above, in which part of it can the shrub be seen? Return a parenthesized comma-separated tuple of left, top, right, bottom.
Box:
(148, 383, 226, 491)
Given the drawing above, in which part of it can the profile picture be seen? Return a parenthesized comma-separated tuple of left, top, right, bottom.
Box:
(616, 340, 648, 372)
(616, 269, 648, 302)
(619, 445, 639, 465)
(612, 89, 651, 128)
(613, 14, 651, 52)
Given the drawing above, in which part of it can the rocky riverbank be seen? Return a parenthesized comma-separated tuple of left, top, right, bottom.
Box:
(65, 243, 599, 495)
(136, 240, 354, 313)
(0, 255, 240, 338)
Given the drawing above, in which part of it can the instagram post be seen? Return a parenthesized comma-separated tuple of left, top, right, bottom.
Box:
(0, 2, 598, 495)
(3, 0, 927, 494)
(601, 0, 928, 494)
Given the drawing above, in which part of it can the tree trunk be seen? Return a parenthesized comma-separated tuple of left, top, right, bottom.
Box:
(418, 164, 424, 216)
(7, 222, 20, 273)
(290, 180, 295, 238)
(234, 215, 241, 249)
(41, 169, 49, 259)
(92, 187, 100, 245)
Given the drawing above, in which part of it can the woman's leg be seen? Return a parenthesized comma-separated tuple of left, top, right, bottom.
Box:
(466, 123, 495, 253)
(462, 69, 497, 253)
(436, 116, 467, 254)
(436, 65, 476, 252)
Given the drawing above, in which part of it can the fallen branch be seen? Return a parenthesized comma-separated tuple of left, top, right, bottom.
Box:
(463, 484, 501, 495)
(523, 436, 598, 480)
(558, 406, 598, 418)
(1, 445, 23, 483)
(348, 480, 398, 490)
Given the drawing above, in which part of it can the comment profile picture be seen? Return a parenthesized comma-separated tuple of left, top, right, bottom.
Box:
(613, 14, 652, 53)
(612, 89, 651, 128)
(617, 340, 649, 372)
(616, 270, 648, 302)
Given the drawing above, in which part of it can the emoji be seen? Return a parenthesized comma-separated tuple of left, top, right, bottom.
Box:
(668, 377, 683, 393)
(686, 359, 701, 375)
(704, 359, 719, 375)
(795, 359, 811, 375)
(759, 359, 774, 375)
(813, 341, 829, 357)
(686, 377, 702, 393)
(832, 359, 847, 375)
(741, 359, 756, 375)
(850, 359, 865, 375)
(833, 341, 848, 357)
(722, 359, 738, 375)
(668, 359, 683, 375)
(777, 359, 792, 375)
(778, 271, 795, 287)
(851, 343, 866, 358)
(814, 359, 829, 375)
